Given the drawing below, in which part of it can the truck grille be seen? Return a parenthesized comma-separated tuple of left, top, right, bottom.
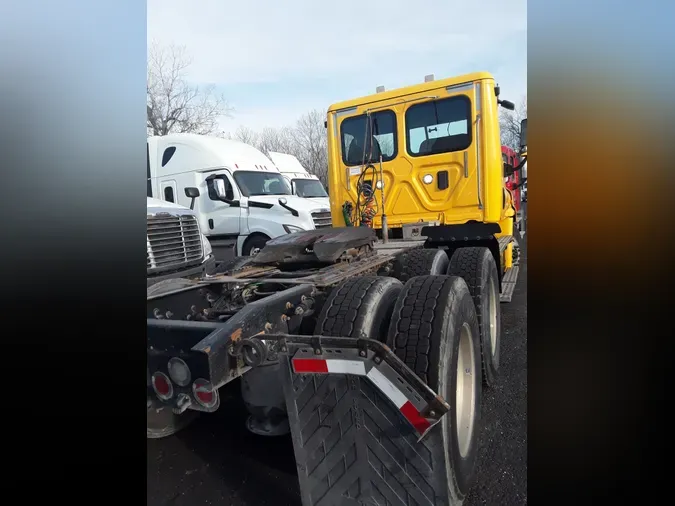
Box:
(311, 210, 332, 229)
(147, 214, 203, 273)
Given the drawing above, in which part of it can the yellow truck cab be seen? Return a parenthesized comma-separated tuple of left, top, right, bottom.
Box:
(326, 71, 524, 301)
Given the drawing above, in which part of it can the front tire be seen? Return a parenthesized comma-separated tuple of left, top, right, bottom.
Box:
(242, 234, 270, 256)
(387, 275, 482, 503)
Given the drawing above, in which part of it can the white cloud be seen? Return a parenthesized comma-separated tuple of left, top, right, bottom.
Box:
(148, 0, 527, 130)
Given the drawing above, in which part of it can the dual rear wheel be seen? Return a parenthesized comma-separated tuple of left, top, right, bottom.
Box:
(392, 247, 501, 386)
(305, 245, 501, 504)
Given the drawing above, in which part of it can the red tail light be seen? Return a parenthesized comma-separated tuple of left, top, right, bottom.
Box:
(192, 378, 217, 408)
(151, 371, 173, 400)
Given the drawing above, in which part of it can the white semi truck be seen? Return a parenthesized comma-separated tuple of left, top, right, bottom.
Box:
(267, 151, 330, 209)
(146, 196, 215, 288)
(147, 134, 332, 260)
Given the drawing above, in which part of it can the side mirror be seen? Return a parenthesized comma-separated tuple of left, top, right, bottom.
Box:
(499, 99, 515, 110)
(520, 118, 527, 148)
(184, 187, 200, 210)
(213, 179, 228, 199)
(206, 176, 239, 207)
(184, 187, 200, 199)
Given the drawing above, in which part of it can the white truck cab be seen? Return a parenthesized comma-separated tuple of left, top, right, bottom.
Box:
(147, 196, 215, 287)
(267, 151, 330, 210)
(147, 134, 332, 259)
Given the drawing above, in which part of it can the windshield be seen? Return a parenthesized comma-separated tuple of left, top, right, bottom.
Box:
(232, 171, 292, 197)
(293, 179, 328, 198)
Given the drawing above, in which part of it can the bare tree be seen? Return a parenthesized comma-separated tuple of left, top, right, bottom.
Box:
(499, 96, 527, 150)
(147, 41, 233, 136)
(231, 125, 260, 146)
(290, 109, 329, 185)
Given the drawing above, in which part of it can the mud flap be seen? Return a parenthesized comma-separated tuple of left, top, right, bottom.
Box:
(278, 340, 453, 506)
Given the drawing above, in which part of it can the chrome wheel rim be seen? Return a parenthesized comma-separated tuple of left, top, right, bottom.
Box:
(455, 322, 477, 458)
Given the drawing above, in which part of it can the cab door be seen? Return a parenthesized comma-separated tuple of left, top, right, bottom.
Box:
(337, 108, 399, 227)
(394, 82, 483, 225)
(201, 170, 241, 236)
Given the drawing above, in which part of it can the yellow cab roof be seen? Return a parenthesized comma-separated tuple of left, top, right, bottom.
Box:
(327, 71, 495, 113)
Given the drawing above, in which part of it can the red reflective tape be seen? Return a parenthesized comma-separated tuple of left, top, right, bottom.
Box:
(292, 358, 328, 373)
(400, 401, 431, 434)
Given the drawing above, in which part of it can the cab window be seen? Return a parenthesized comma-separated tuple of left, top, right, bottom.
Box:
(406, 95, 472, 156)
(340, 110, 397, 166)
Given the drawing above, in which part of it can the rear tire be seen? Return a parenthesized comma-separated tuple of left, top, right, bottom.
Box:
(447, 247, 501, 387)
(285, 275, 479, 506)
(147, 405, 198, 439)
(392, 248, 449, 282)
(387, 275, 482, 503)
(314, 276, 403, 342)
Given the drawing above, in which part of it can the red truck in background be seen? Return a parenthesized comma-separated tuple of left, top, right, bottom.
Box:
(502, 145, 524, 231)
(502, 145, 522, 205)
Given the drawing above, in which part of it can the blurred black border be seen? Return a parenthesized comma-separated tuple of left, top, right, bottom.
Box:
(528, 0, 673, 502)
(1, 0, 674, 503)
(1, 0, 146, 501)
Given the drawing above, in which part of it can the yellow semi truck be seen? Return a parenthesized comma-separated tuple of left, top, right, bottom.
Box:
(326, 71, 523, 302)
(146, 71, 527, 506)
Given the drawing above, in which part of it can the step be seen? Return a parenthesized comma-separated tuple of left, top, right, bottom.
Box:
(500, 265, 520, 303)
(498, 235, 514, 253)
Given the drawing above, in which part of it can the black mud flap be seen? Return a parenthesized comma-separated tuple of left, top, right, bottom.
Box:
(277, 337, 452, 506)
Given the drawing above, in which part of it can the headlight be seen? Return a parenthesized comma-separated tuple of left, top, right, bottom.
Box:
(201, 233, 212, 258)
(283, 224, 305, 234)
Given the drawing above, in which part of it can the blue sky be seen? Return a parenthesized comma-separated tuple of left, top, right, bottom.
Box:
(148, 0, 527, 133)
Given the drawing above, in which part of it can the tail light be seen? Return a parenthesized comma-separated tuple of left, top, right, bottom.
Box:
(151, 371, 173, 400)
(167, 357, 191, 387)
(192, 378, 217, 408)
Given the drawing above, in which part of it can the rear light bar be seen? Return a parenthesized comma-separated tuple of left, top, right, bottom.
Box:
(192, 378, 218, 408)
(151, 371, 173, 401)
(167, 357, 191, 387)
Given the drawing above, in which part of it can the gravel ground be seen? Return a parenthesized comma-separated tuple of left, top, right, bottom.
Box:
(147, 236, 527, 506)
(465, 234, 527, 505)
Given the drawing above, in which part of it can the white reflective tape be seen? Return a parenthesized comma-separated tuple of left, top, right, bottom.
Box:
(366, 367, 407, 409)
(325, 360, 367, 375)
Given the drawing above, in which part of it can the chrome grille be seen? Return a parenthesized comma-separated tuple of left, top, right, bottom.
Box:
(311, 210, 332, 229)
(147, 213, 203, 274)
